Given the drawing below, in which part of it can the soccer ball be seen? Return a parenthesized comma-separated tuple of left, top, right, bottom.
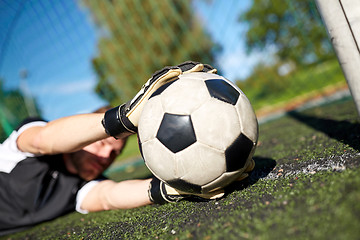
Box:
(138, 72, 258, 194)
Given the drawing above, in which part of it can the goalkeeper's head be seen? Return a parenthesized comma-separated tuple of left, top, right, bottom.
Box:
(63, 106, 128, 181)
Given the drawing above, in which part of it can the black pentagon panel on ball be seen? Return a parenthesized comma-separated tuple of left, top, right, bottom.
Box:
(205, 79, 240, 105)
(167, 179, 202, 194)
(225, 133, 254, 171)
(149, 80, 176, 99)
(156, 113, 196, 153)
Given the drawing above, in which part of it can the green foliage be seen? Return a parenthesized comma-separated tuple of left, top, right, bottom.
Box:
(82, 0, 215, 105)
(241, 0, 334, 66)
(0, 80, 37, 142)
(236, 0, 342, 113)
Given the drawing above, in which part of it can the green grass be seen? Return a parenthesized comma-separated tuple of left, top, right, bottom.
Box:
(242, 60, 346, 112)
(3, 95, 360, 240)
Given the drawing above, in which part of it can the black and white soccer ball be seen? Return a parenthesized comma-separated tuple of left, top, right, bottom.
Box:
(138, 72, 258, 194)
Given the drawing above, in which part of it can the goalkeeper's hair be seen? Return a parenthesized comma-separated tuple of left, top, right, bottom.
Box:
(93, 105, 112, 114)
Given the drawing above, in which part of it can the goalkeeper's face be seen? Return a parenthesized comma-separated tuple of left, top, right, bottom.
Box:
(64, 137, 127, 181)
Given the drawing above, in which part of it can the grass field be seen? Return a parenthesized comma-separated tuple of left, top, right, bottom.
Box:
(2, 96, 360, 240)
(239, 60, 347, 118)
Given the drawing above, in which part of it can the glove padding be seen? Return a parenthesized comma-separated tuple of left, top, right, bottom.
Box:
(148, 177, 224, 204)
(177, 61, 217, 74)
(102, 61, 217, 139)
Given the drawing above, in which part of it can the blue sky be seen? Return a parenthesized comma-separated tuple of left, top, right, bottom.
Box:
(0, 0, 258, 121)
(192, 0, 259, 80)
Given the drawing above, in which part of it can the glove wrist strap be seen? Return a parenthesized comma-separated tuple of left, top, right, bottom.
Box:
(102, 105, 136, 139)
(148, 177, 169, 204)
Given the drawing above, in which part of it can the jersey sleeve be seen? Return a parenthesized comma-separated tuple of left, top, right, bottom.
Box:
(75, 180, 102, 214)
(0, 120, 47, 173)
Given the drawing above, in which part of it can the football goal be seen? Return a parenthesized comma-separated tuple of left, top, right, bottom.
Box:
(315, 0, 360, 116)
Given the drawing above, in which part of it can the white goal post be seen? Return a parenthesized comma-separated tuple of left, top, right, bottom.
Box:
(315, 0, 360, 116)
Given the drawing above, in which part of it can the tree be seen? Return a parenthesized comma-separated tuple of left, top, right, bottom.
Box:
(241, 0, 334, 67)
(0, 79, 40, 142)
(82, 0, 215, 105)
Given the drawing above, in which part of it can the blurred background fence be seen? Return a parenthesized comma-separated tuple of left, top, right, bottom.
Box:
(0, 0, 349, 142)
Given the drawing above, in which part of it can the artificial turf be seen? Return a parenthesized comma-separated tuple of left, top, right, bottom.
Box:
(2, 96, 360, 240)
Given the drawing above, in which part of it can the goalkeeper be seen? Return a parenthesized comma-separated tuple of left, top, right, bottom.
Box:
(1, 61, 248, 235)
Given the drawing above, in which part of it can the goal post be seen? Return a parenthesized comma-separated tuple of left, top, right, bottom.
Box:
(315, 0, 360, 116)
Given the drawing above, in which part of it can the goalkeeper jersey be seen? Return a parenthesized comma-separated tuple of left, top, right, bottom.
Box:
(0, 119, 101, 236)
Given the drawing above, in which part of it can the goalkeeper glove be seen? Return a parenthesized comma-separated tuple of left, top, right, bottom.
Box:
(102, 61, 217, 139)
(148, 177, 225, 204)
